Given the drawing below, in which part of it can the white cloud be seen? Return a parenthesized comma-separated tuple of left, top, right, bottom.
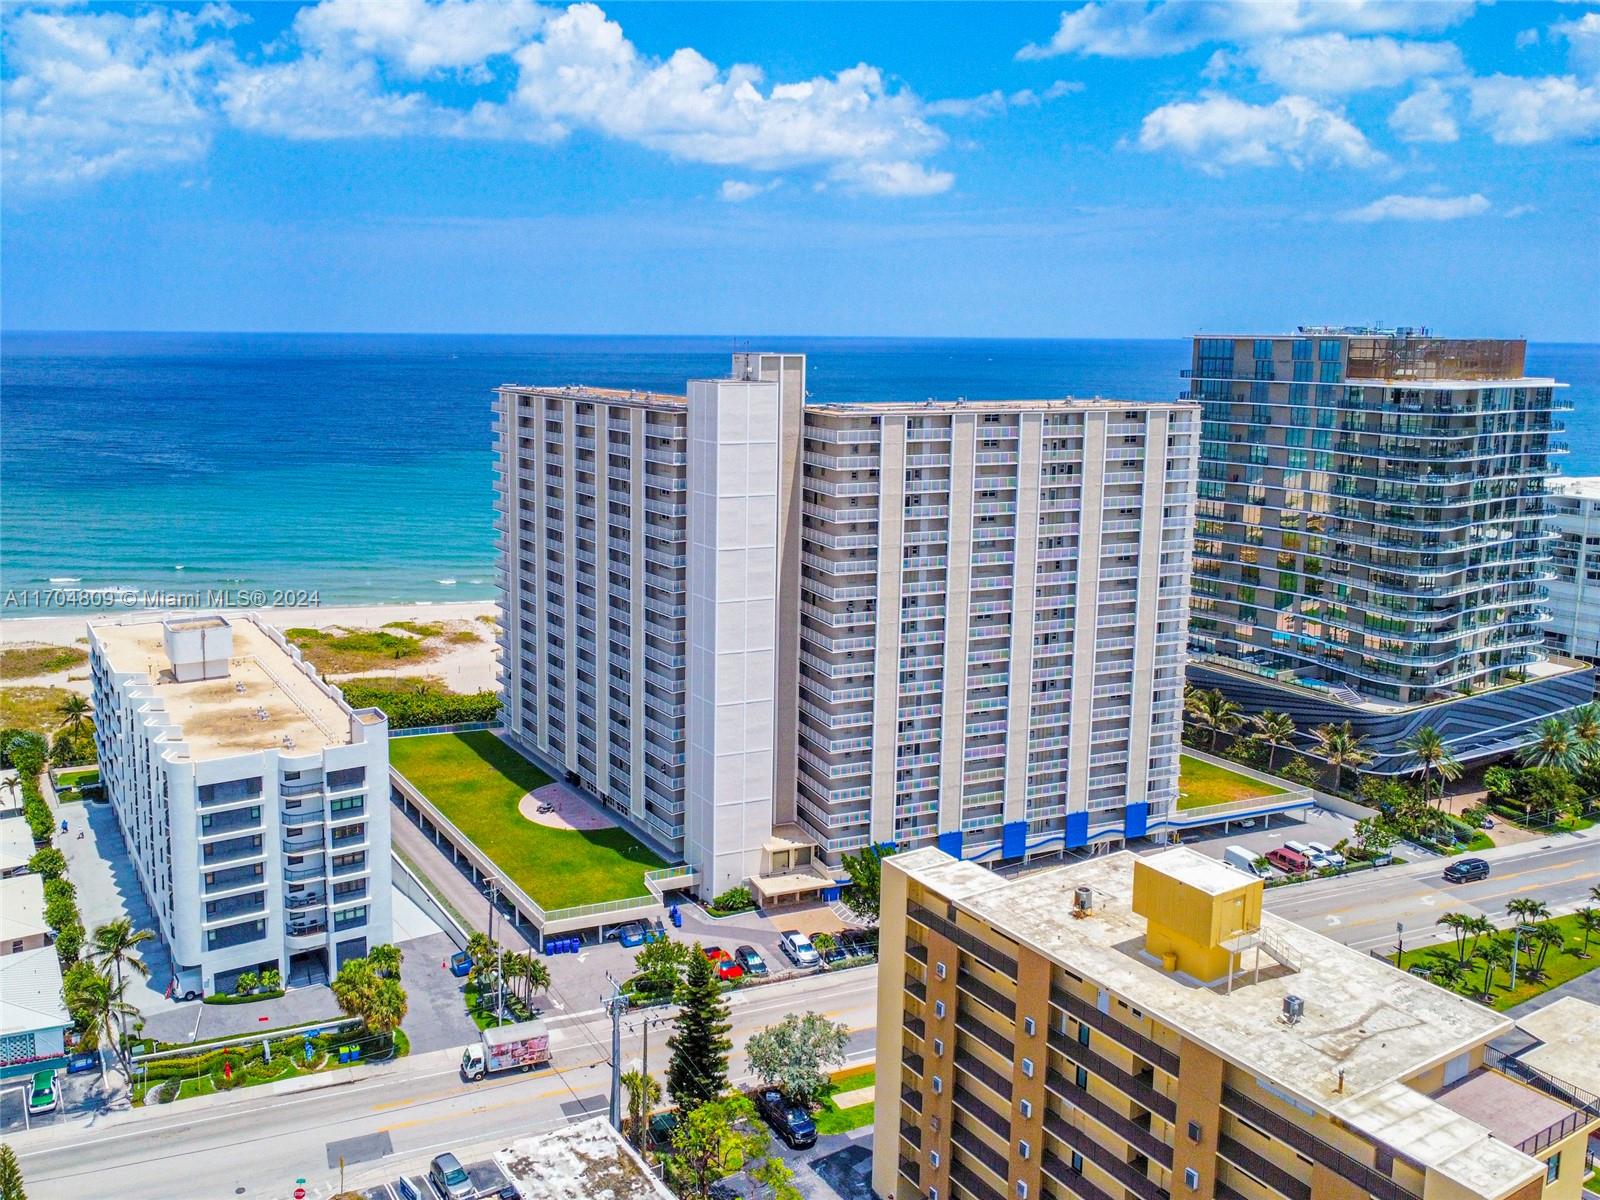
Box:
(719, 178, 780, 202)
(1388, 82, 1459, 143)
(1235, 34, 1463, 94)
(1137, 93, 1385, 171)
(1515, 28, 1541, 50)
(1468, 74, 1600, 143)
(1553, 12, 1600, 77)
(290, 0, 545, 77)
(925, 80, 1082, 118)
(1, 5, 235, 185)
(508, 3, 952, 196)
(1338, 192, 1489, 222)
(1503, 203, 1536, 218)
(1019, 0, 1474, 61)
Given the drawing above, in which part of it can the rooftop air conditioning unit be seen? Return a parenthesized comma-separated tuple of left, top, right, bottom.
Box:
(1073, 886, 1094, 915)
(1283, 995, 1305, 1024)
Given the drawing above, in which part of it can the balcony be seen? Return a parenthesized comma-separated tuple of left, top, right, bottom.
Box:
(280, 805, 325, 824)
(279, 779, 325, 798)
(281, 830, 323, 854)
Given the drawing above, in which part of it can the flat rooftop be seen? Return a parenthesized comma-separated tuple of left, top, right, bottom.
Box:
(91, 616, 353, 759)
(499, 383, 687, 410)
(494, 1117, 673, 1200)
(0, 944, 71, 1037)
(0, 873, 50, 943)
(1550, 475, 1600, 502)
(896, 846, 1545, 1192)
(806, 396, 1198, 415)
(1510, 997, 1600, 1098)
(1430, 1068, 1581, 1152)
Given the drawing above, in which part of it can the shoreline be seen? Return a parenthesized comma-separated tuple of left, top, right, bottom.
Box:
(1, 600, 501, 696)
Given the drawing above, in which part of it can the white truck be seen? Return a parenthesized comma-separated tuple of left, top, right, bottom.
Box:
(460, 1018, 551, 1080)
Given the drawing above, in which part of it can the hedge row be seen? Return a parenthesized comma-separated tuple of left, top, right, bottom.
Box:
(337, 681, 500, 730)
(140, 1032, 344, 1080)
(4, 741, 84, 964)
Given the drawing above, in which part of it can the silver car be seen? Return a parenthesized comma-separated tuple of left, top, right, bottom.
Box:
(429, 1153, 475, 1200)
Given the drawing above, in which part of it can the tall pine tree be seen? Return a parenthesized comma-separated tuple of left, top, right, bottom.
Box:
(666, 945, 731, 1113)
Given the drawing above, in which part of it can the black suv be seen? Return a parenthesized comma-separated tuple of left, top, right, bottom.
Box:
(756, 1088, 817, 1149)
(1443, 858, 1490, 883)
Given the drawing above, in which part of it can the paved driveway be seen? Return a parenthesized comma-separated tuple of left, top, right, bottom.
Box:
(1178, 806, 1360, 864)
(398, 931, 480, 1054)
(59, 798, 177, 1010)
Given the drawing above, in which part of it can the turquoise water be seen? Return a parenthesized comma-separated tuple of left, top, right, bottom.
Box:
(2, 333, 1595, 613)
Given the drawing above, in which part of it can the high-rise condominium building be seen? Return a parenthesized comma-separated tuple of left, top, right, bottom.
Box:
(493, 354, 1197, 899)
(873, 844, 1600, 1200)
(89, 615, 391, 996)
(1183, 328, 1592, 771)
(1544, 476, 1600, 672)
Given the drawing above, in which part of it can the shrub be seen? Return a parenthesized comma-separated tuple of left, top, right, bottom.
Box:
(1224, 738, 1268, 769)
(49, 724, 97, 768)
(44, 878, 76, 908)
(236, 971, 260, 996)
(28, 847, 67, 881)
(708, 886, 754, 915)
(156, 1077, 181, 1103)
(1278, 757, 1321, 787)
(44, 892, 77, 931)
(337, 678, 500, 730)
(54, 920, 84, 964)
(4, 732, 48, 775)
(261, 968, 282, 991)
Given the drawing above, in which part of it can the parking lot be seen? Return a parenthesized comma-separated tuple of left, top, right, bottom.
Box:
(1176, 805, 1361, 870)
(0, 1062, 111, 1137)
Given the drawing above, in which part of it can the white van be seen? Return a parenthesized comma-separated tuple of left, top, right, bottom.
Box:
(1307, 840, 1346, 869)
(1223, 845, 1270, 878)
(1286, 839, 1329, 869)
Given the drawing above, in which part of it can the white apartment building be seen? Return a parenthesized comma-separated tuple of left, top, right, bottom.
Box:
(494, 354, 1197, 900)
(89, 615, 391, 996)
(1546, 476, 1600, 672)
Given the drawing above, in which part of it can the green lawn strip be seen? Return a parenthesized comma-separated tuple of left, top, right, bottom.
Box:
(813, 1064, 876, 1135)
(53, 767, 100, 789)
(389, 732, 666, 909)
(1389, 913, 1600, 1012)
(1177, 754, 1288, 810)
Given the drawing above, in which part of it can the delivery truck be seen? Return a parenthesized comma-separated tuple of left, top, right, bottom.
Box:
(460, 1018, 551, 1080)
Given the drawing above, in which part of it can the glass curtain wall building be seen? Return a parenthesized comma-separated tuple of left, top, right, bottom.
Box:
(1183, 328, 1593, 772)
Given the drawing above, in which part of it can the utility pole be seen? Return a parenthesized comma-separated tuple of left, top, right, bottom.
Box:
(486, 876, 502, 1021)
(602, 974, 628, 1132)
(1510, 924, 1522, 990)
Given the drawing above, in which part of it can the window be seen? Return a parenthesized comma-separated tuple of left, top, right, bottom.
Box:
(930, 1152, 940, 1168)
(1077, 1024, 1090, 1046)
(933, 1000, 945, 1019)
(334, 905, 368, 931)
(1546, 1154, 1560, 1185)
(1070, 1152, 1083, 1174)
(934, 960, 947, 979)
(330, 796, 364, 816)
(1017, 1182, 1029, 1198)
(932, 1075, 943, 1094)
(1023, 1016, 1036, 1036)
(933, 1038, 944, 1056)
(1075, 1066, 1088, 1090)
(1021, 1057, 1035, 1078)
(1187, 1121, 1202, 1143)
(1185, 1169, 1200, 1191)
(1019, 1099, 1032, 1119)
(1018, 1140, 1031, 1160)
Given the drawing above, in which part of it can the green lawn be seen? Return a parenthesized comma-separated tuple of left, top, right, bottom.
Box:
(1390, 913, 1600, 1012)
(54, 767, 100, 788)
(389, 731, 665, 909)
(814, 1064, 876, 1135)
(1177, 754, 1289, 810)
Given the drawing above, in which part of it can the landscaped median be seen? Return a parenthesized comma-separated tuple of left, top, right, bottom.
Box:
(128, 1020, 402, 1105)
(1390, 912, 1600, 1012)
(388, 731, 666, 911)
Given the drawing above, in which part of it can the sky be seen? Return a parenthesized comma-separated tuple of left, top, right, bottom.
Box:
(2, 0, 1598, 340)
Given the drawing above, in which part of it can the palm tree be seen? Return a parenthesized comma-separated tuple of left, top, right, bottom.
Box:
(1566, 702, 1600, 765)
(1440, 912, 1477, 966)
(508, 954, 550, 1009)
(1428, 959, 1466, 993)
(0, 776, 17, 805)
(1520, 716, 1580, 771)
(1506, 898, 1551, 976)
(1575, 907, 1600, 958)
(1398, 726, 1462, 811)
(1309, 722, 1374, 793)
(90, 918, 154, 1063)
(367, 943, 403, 979)
(1250, 711, 1298, 771)
(1475, 939, 1513, 998)
(621, 1066, 662, 1149)
(1527, 923, 1566, 980)
(1187, 688, 1243, 753)
(73, 973, 141, 1074)
(56, 694, 90, 732)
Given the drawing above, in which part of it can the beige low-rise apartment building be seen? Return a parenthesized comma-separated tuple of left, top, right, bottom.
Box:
(874, 846, 1600, 1200)
(494, 353, 1197, 900)
(0, 873, 52, 955)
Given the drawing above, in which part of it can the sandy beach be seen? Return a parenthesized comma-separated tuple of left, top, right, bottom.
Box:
(1, 600, 501, 696)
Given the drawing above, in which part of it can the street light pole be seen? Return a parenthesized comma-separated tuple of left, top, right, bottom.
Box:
(602, 975, 628, 1132)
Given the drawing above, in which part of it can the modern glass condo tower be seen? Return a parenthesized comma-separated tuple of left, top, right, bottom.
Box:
(1183, 327, 1593, 772)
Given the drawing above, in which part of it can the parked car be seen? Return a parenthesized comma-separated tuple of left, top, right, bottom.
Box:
(26, 1069, 58, 1116)
(836, 929, 871, 958)
(1223, 845, 1271, 879)
(428, 1153, 475, 1200)
(1443, 858, 1490, 883)
(1407, 965, 1433, 978)
(1285, 839, 1329, 869)
(1266, 846, 1310, 874)
(1307, 841, 1345, 869)
(734, 945, 768, 976)
(811, 932, 846, 964)
(779, 930, 820, 968)
(703, 946, 744, 981)
(756, 1087, 818, 1149)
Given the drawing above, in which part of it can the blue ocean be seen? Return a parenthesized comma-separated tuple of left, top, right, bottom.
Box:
(3, 333, 1597, 613)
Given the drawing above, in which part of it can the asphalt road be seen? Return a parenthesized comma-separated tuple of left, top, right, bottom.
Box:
(10, 967, 880, 1200)
(1263, 835, 1600, 953)
(11, 832, 1595, 1199)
